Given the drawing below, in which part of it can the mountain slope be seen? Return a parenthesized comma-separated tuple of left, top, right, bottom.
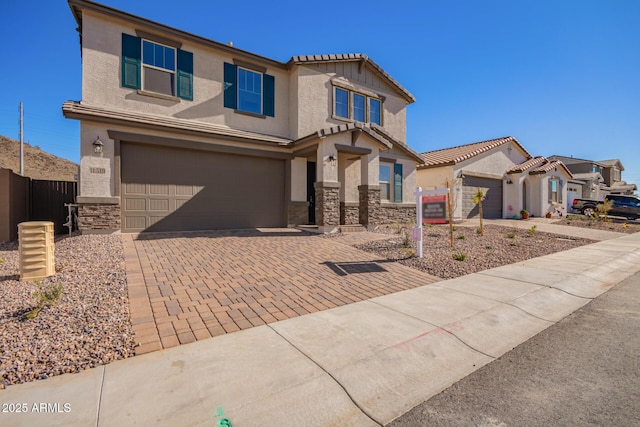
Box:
(0, 135, 78, 181)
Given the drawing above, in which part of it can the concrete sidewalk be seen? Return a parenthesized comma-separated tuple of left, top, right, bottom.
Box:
(2, 233, 639, 427)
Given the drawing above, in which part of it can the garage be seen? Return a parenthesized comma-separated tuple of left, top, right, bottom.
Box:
(120, 142, 285, 232)
(461, 176, 503, 219)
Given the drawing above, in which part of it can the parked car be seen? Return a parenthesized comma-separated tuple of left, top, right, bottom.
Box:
(572, 194, 640, 219)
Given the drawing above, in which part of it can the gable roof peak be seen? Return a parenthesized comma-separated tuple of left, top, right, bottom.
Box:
(287, 53, 415, 103)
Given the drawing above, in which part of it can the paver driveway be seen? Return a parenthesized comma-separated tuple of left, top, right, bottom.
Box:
(122, 229, 440, 354)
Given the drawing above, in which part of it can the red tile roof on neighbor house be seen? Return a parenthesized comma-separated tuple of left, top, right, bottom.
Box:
(508, 156, 574, 178)
(419, 136, 532, 168)
(507, 156, 547, 173)
(530, 159, 572, 176)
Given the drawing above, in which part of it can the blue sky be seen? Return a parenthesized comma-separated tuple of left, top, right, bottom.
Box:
(2, 0, 639, 187)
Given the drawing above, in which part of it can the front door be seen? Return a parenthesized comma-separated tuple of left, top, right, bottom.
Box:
(307, 161, 316, 224)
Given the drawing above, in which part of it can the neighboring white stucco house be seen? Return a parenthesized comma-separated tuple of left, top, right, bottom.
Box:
(417, 136, 573, 221)
(63, 0, 423, 233)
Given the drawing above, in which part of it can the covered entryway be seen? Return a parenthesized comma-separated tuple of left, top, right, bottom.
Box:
(121, 142, 285, 232)
(462, 176, 503, 219)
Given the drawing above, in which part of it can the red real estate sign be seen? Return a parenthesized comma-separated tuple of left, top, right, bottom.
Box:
(422, 195, 447, 224)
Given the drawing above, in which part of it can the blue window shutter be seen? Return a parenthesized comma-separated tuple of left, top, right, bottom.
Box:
(393, 163, 403, 203)
(223, 62, 237, 109)
(177, 49, 193, 100)
(121, 34, 141, 89)
(263, 73, 275, 117)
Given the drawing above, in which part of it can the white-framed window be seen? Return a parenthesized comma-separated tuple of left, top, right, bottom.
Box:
(549, 178, 561, 203)
(333, 86, 383, 125)
(237, 67, 263, 114)
(142, 40, 176, 96)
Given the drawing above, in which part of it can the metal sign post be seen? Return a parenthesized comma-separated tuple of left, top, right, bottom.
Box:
(413, 186, 450, 258)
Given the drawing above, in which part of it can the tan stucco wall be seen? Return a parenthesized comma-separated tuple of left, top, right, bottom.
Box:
(80, 122, 116, 198)
(455, 144, 528, 177)
(291, 64, 408, 142)
(338, 156, 360, 202)
(417, 166, 454, 190)
(81, 11, 290, 139)
(290, 157, 307, 202)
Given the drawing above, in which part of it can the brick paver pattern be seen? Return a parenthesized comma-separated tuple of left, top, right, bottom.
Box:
(122, 229, 440, 354)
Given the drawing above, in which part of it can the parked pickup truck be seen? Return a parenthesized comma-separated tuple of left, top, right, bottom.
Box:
(572, 194, 640, 219)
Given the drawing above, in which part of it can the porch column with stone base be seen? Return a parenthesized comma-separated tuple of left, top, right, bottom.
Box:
(359, 184, 381, 229)
(314, 182, 341, 233)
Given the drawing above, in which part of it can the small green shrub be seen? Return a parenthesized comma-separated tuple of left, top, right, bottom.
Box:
(402, 249, 416, 258)
(476, 228, 482, 235)
(528, 225, 537, 236)
(452, 252, 467, 261)
(26, 281, 63, 320)
(457, 235, 466, 240)
(596, 199, 613, 221)
(485, 245, 493, 250)
(452, 226, 457, 232)
(506, 232, 516, 239)
(402, 231, 411, 247)
(510, 242, 518, 247)
(622, 223, 629, 229)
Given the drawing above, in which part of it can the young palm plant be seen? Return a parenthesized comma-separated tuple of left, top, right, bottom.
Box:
(472, 187, 486, 236)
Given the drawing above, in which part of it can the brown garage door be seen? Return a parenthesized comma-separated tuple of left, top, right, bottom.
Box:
(121, 142, 285, 232)
(462, 176, 503, 219)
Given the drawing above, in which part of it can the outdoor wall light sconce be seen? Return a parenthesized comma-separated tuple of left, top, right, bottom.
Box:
(327, 154, 337, 166)
(93, 136, 104, 155)
(506, 179, 513, 184)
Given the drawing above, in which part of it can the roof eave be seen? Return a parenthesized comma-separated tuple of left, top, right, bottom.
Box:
(67, 0, 287, 70)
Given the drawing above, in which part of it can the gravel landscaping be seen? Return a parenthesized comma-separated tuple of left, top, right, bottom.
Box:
(0, 222, 610, 389)
(556, 215, 640, 234)
(0, 234, 136, 389)
(356, 223, 595, 280)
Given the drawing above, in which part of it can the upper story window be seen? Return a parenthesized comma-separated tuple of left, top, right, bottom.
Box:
(369, 98, 381, 125)
(224, 62, 275, 117)
(353, 93, 365, 122)
(333, 86, 383, 126)
(238, 68, 262, 114)
(121, 33, 193, 101)
(142, 40, 176, 96)
(335, 88, 349, 119)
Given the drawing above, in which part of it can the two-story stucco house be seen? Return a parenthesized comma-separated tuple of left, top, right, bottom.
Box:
(63, 0, 423, 234)
(548, 155, 637, 209)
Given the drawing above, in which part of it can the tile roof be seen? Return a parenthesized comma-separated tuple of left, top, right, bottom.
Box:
(288, 54, 416, 104)
(529, 160, 573, 177)
(507, 156, 547, 174)
(419, 136, 531, 168)
(293, 122, 424, 163)
(62, 101, 292, 145)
